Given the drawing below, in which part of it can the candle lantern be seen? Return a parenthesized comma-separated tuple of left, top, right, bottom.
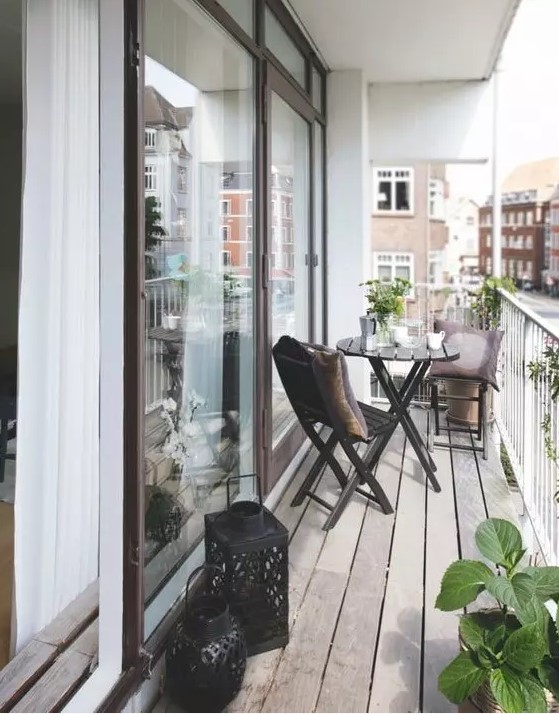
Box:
(204, 475, 289, 656)
(166, 565, 247, 713)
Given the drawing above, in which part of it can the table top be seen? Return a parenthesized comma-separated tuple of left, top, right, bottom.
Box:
(148, 326, 184, 343)
(337, 336, 460, 363)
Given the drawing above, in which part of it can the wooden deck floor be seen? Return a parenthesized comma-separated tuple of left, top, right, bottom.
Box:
(156, 406, 520, 714)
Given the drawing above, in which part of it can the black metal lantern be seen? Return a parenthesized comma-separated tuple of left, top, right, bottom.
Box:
(204, 475, 289, 656)
(166, 565, 247, 713)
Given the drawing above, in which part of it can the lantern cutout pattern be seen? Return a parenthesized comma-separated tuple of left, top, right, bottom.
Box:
(204, 474, 289, 656)
(166, 564, 247, 713)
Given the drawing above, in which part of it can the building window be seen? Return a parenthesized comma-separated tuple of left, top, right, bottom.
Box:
(527, 211, 533, 226)
(177, 208, 187, 238)
(281, 226, 288, 244)
(525, 260, 533, 276)
(272, 225, 279, 243)
(525, 236, 533, 250)
(144, 164, 157, 191)
(486, 257, 492, 274)
(177, 166, 187, 192)
(246, 251, 252, 268)
(373, 167, 414, 213)
(246, 199, 252, 216)
(486, 234, 491, 248)
(145, 128, 156, 148)
(429, 179, 445, 220)
(221, 225, 231, 241)
(271, 199, 277, 217)
(246, 225, 252, 241)
(271, 253, 277, 268)
(283, 253, 294, 270)
(372, 252, 414, 283)
(222, 250, 232, 267)
(221, 200, 231, 216)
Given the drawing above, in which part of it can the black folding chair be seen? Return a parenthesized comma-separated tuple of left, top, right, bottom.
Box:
(273, 336, 396, 530)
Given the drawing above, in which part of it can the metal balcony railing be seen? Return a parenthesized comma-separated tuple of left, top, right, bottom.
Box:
(496, 289, 559, 565)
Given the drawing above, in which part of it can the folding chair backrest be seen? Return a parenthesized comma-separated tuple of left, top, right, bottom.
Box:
(273, 336, 332, 427)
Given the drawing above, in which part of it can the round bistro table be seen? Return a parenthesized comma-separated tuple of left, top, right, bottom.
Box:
(336, 336, 460, 492)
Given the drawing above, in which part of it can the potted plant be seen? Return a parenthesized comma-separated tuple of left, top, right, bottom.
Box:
(436, 517, 559, 712)
(360, 277, 411, 345)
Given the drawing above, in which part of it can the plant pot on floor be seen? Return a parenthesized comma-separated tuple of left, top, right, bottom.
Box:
(443, 379, 494, 428)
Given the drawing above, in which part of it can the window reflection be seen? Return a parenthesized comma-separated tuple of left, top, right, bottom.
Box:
(143, 0, 254, 610)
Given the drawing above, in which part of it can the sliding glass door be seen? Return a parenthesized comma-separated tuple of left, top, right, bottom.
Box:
(270, 92, 310, 452)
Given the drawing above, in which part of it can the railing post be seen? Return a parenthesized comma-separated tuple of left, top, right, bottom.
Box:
(522, 319, 535, 510)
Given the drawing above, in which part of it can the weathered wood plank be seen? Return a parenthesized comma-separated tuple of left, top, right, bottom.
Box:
(369, 419, 426, 713)
(36, 581, 98, 649)
(316, 431, 404, 713)
(261, 479, 367, 714)
(14, 648, 91, 713)
(0, 640, 57, 712)
(449, 422, 495, 612)
(422, 416, 459, 713)
(227, 442, 335, 713)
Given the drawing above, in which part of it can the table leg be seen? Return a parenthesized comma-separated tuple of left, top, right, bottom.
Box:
(370, 359, 441, 493)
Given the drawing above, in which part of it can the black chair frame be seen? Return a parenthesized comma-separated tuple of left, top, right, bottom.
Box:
(427, 378, 489, 460)
(273, 344, 396, 530)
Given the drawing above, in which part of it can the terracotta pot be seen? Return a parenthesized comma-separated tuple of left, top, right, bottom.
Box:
(444, 380, 494, 427)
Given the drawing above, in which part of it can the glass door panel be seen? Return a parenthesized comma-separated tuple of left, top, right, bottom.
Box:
(143, 0, 255, 623)
(270, 92, 310, 450)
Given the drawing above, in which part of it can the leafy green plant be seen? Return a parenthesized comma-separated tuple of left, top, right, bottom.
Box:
(360, 277, 412, 325)
(472, 276, 517, 329)
(528, 344, 559, 473)
(436, 518, 559, 712)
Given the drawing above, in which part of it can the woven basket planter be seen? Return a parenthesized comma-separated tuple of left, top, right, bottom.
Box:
(459, 626, 558, 712)
(467, 677, 558, 713)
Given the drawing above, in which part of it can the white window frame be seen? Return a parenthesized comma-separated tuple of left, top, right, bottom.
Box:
(177, 166, 187, 193)
(177, 208, 187, 238)
(428, 178, 445, 220)
(144, 127, 156, 148)
(220, 199, 231, 216)
(144, 164, 157, 192)
(221, 225, 231, 242)
(222, 250, 232, 267)
(372, 251, 415, 284)
(372, 167, 414, 215)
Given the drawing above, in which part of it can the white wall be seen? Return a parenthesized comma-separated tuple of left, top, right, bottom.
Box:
(0, 104, 22, 349)
(369, 80, 494, 164)
(327, 70, 369, 398)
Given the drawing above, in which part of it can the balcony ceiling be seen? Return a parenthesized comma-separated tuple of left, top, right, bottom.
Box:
(289, 0, 521, 82)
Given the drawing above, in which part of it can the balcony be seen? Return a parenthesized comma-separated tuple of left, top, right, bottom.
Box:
(152, 287, 559, 714)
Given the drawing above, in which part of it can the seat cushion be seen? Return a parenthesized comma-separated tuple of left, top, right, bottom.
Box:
(429, 319, 503, 390)
(311, 348, 368, 440)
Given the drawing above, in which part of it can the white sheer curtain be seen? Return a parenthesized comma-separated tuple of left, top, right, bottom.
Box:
(15, 0, 99, 650)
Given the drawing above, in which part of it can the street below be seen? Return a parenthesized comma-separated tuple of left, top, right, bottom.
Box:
(515, 290, 559, 333)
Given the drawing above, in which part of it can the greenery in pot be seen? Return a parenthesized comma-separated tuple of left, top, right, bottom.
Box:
(528, 342, 559, 471)
(436, 517, 559, 712)
(360, 277, 412, 326)
(472, 276, 517, 329)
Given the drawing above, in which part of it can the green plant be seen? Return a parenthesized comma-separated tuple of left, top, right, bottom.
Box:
(528, 344, 559, 473)
(472, 276, 517, 329)
(436, 517, 559, 712)
(360, 277, 412, 325)
(145, 196, 167, 279)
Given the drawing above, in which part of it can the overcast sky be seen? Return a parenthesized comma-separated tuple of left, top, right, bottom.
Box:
(447, 0, 559, 203)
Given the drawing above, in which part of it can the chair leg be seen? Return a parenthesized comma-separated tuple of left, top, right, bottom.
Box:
(340, 438, 394, 516)
(291, 431, 340, 507)
(482, 385, 489, 461)
(428, 388, 434, 454)
(323, 472, 362, 530)
(433, 383, 440, 436)
(476, 383, 483, 441)
(0, 419, 7, 484)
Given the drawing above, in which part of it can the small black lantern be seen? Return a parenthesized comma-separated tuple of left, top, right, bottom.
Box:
(204, 475, 289, 656)
(166, 565, 247, 713)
